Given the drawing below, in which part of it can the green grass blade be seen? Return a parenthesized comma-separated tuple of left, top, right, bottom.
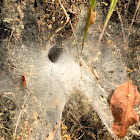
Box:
(82, 0, 96, 53)
(98, 0, 118, 46)
(90, 0, 96, 9)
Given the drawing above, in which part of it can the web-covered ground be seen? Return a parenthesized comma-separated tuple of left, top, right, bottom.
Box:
(0, 0, 139, 140)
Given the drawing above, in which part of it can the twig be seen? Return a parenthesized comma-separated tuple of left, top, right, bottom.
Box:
(38, 14, 48, 32)
(58, 0, 80, 57)
(76, 133, 85, 140)
(49, 0, 70, 41)
(7, 30, 14, 50)
(44, 0, 70, 54)
(47, 20, 68, 41)
(44, 20, 68, 55)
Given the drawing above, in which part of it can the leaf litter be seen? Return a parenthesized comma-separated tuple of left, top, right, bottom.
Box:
(110, 81, 139, 138)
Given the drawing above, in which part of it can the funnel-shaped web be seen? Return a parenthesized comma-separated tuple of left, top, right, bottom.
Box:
(0, 2, 130, 139)
(1, 40, 126, 139)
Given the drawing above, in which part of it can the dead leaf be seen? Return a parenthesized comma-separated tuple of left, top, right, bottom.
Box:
(22, 76, 26, 87)
(87, 5, 96, 27)
(110, 81, 139, 138)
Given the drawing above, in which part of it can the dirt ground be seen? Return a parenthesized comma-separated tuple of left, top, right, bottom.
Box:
(0, 0, 140, 140)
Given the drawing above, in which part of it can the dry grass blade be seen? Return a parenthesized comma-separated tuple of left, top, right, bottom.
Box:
(98, 0, 118, 46)
(82, 0, 96, 53)
(124, 0, 140, 49)
(117, 10, 126, 44)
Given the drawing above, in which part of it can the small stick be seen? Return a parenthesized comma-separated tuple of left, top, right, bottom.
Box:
(38, 14, 48, 32)
(77, 133, 85, 140)
(58, 0, 80, 57)
(7, 30, 14, 50)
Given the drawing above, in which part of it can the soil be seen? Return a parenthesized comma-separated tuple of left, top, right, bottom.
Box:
(0, 0, 139, 140)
